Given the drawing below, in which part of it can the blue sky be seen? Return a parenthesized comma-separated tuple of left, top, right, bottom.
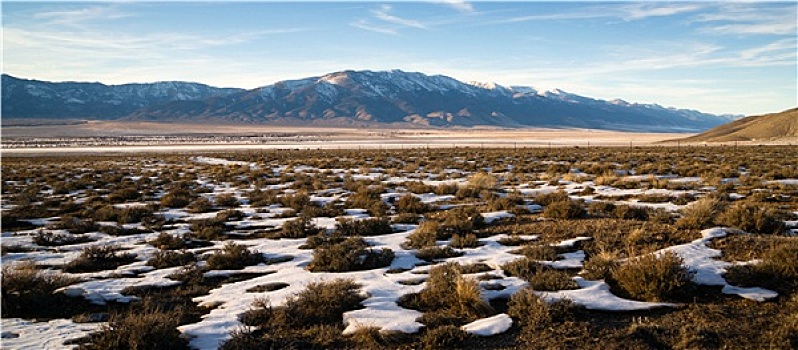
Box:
(2, 1, 796, 116)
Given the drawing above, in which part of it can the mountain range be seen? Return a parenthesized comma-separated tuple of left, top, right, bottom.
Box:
(2, 71, 737, 132)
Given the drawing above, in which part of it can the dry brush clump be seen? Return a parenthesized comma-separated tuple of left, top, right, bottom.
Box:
(449, 233, 480, 248)
(501, 258, 578, 291)
(420, 325, 471, 350)
(77, 307, 189, 350)
(335, 217, 393, 236)
(415, 246, 464, 262)
(405, 221, 443, 249)
(205, 242, 264, 270)
(581, 249, 620, 280)
(675, 196, 725, 230)
(723, 239, 798, 294)
(610, 251, 694, 302)
(188, 218, 230, 240)
(33, 230, 95, 246)
(308, 237, 394, 272)
(399, 263, 494, 329)
(278, 215, 323, 239)
(507, 288, 579, 330)
(543, 199, 587, 219)
(228, 279, 364, 349)
(717, 202, 787, 234)
(2, 262, 82, 318)
(63, 245, 137, 273)
(396, 193, 431, 214)
(147, 250, 197, 269)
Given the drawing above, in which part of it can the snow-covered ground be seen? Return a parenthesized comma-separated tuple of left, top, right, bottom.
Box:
(2, 155, 794, 349)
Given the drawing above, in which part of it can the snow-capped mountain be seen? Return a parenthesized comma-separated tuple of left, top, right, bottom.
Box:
(2, 70, 735, 132)
(1, 74, 243, 119)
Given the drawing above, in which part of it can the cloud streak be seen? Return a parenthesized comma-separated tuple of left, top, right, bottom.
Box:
(495, 2, 707, 24)
(373, 5, 427, 29)
(695, 3, 797, 36)
(435, 0, 474, 13)
(33, 5, 132, 26)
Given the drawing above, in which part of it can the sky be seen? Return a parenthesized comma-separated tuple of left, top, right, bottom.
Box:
(2, 1, 796, 116)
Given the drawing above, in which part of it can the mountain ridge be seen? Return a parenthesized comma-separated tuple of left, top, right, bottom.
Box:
(2, 70, 738, 132)
(677, 108, 798, 142)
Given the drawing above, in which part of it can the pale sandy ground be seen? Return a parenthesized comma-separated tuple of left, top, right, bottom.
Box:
(0, 121, 698, 156)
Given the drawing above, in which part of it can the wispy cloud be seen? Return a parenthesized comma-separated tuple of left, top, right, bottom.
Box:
(619, 3, 705, 21)
(496, 2, 706, 24)
(33, 5, 131, 26)
(350, 19, 397, 35)
(373, 4, 427, 29)
(4, 27, 307, 53)
(695, 3, 797, 36)
(350, 4, 432, 35)
(435, 0, 474, 13)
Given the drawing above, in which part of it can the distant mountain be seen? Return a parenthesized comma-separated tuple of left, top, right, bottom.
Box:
(678, 108, 798, 142)
(2, 70, 736, 132)
(1, 74, 243, 119)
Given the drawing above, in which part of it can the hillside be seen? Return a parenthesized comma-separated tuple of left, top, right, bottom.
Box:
(679, 108, 798, 142)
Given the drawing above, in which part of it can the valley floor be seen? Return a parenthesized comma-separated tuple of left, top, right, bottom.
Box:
(2, 121, 694, 154)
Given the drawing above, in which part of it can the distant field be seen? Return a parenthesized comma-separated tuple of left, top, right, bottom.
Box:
(2, 121, 695, 155)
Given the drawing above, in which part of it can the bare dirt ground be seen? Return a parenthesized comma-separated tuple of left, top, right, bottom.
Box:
(2, 121, 694, 156)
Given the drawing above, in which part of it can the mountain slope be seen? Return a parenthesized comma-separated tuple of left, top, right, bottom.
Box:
(679, 108, 798, 142)
(3, 71, 734, 132)
(1, 74, 244, 119)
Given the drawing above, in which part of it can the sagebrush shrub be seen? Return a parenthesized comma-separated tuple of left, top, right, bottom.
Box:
(308, 237, 394, 272)
(49, 215, 99, 234)
(581, 250, 620, 280)
(215, 193, 240, 207)
(63, 245, 137, 273)
(450, 233, 480, 248)
(534, 191, 571, 206)
(33, 230, 94, 246)
(508, 288, 577, 329)
(544, 199, 586, 219)
(528, 269, 578, 291)
(78, 308, 188, 350)
(279, 215, 322, 238)
(396, 194, 430, 214)
(400, 263, 493, 325)
(514, 244, 560, 261)
(441, 207, 485, 235)
(724, 240, 798, 294)
(717, 202, 785, 234)
(161, 189, 194, 208)
(676, 197, 724, 230)
(186, 197, 213, 213)
(147, 250, 196, 269)
(2, 262, 80, 318)
(336, 217, 393, 236)
(188, 218, 228, 240)
(611, 251, 693, 301)
(614, 205, 649, 221)
(241, 279, 363, 330)
(421, 325, 469, 350)
(205, 242, 263, 270)
(406, 221, 442, 249)
(415, 246, 463, 261)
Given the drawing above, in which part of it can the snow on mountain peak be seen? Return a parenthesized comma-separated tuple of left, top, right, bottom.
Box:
(319, 72, 350, 86)
(467, 81, 503, 90)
